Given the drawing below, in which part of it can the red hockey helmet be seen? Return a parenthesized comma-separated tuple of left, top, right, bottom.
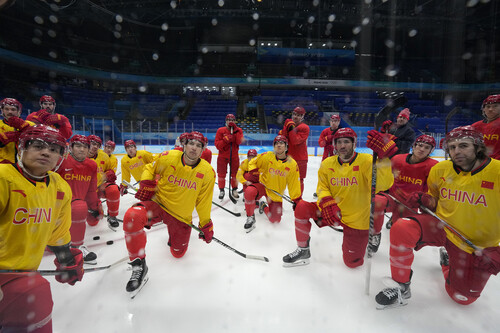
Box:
(332, 127, 357, 143)
(187, 131, 207, 148)
(445, 126, 484, 147)
(105, 140, 116, 149)
(87, 135, 102, 147)
(273, 135, 288, 146)
(70, 135, 90, 147)
(482, 94, 500, 109)
(225, 113, 236, 122)
(330, 114, 340, 121)
(179, 132, 189, 145)
(18, 124, 67, 156)
(0, 98, 22, 112)
(124, 139, 136, 148)
(247, 149, 257, 158)
(39, 95, 56, 109)
(293, 106, 306, 115)
(414, 134, 436, 148)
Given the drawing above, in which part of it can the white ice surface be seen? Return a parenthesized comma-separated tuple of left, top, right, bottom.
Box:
(39, 156, 500, 333)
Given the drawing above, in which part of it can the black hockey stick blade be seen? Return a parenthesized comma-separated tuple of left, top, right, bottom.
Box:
(228, 188, 238, 204)
(212, 200, 241, 217)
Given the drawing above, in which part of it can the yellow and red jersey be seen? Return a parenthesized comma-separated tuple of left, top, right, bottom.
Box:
(121, 150, 154, 185)
(141, 149, 215, 227)
(248, 151, 301, 202)
(427, 158, 500, 253)
(0, 164, 72, 270)
(317, 153, 394, 230)
(472, 118, 500, 160)
(89, 149, 113, 187)
(108, 153, 118, 173)
(236, 158, 251, 184)
(0, 119, 35, 163)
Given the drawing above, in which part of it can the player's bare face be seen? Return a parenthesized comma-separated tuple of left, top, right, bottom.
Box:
(292, 112, 304, 125)
(412, 142, 432, 162)
(329, 119, 340, 130)
(125, 145, 137, 158)
(22, 140, 63, 176)
(335, 138, 354, 161)
(89, 141, 100, 157)
(448, 139, 478, 171)
(183, 140, 203, 165)
(103, 145, 114, 155)
(483, 103, 500, 122)
(40, 101, 55, 113)
(2, 105, 21, 120)
(71, 142, 89, 162)
(274, 141, 287, 158)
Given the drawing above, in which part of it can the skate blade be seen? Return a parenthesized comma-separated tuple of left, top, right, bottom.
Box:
(282, 259, 310, 267)
(108, 225, 119, 232)
(129, 275, 149, 299)
(244, 225, 256, 233)
(376, 298, 408, 310)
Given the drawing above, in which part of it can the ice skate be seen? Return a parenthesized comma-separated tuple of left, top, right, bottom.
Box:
(385, 217, 393, 229)
(439, 247, 449, 267)
(375, 279, 411, 310)
(76, 245, 97, 265)
(231, 188, 239, 199)
(244, 215, 256, 233)
(127, 258, 149, 299)
(258, 200, 268, 215)
(367, 233, 382, 258)
(107, 215, 120, 231)
(283, 246, 311, 267)
(218, 188, 225, 200)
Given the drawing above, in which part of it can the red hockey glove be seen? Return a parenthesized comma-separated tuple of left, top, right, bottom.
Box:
(381, 120, 393, 133)
(474, 247, 500, 275)
(223, 134, 233, 143)
(407, 192, 437, 211)
(7, 116, 30, 131)
(54, 248, 84, 285)
(135, 179, 157, 201)
(244, 168, 260, 183)
(366, 130, 398, 159)
(284, 118, 296, 132)
(119, 184, 128, 196)
(105, 169, 116, 183)
(0, 131, 20, 146)
(292, 198, 301, 211)
(45, 114, 66, 128)
(198, 220, 214, 243)
(318, 196, 342, 226)
(227, 121, 237, 130)
(37, 109, 51, 123)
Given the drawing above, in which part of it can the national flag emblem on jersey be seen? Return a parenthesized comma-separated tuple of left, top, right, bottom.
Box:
(353, 165, 359, 171)
(285, 167, 290, 172)
(481, 181, 494, 189)
(138, 156, 142, 159)
(196, 172, 204, 179)
(57, 191, 65, 200)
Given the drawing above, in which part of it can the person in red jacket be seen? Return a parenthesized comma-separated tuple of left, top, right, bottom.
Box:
(57, 135, 103, 265)
(26, 95, 73, 140)
(318, 114, 341, 161)
(282, 106, 310, 194)
(214, 114, 243, 200)
(472, 94, 500, 159)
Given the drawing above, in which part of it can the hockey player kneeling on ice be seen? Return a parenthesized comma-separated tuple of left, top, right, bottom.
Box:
(283, 128, 395, 267)
(122, 131, 216, 297)
(375, 126, 500, 309)
(243, 136, 301, 233)
(0, 125, 84, 332)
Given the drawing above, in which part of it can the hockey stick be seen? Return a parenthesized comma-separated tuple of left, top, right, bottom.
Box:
(444, 107, 461, 160)
(227, 127, 237, 204)
(0, 256, 129, 275)
(152, 199, 269, 262)
(365, 95, 408, 296)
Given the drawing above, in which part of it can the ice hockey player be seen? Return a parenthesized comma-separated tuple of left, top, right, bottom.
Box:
(57, 134, 102, 265)
(122, 131, 215, 297)
(87, 134, 120, 231)
(472, 94, 500, 159)
(103, 140, 118, 172)
(0, 98, 33, 163)
(243, 135, 301, 233)
(120, 139, 154, 196)
(372, 134, 438, 253)
(283, 128, 395, 268)
(214, 114, 243, 200)
(0, 125, 83, 331)
(318, 113, 341, 161)
(27, 95, 73, 139)
(375, 125, 500, 309)
(281, 106, 310, 194)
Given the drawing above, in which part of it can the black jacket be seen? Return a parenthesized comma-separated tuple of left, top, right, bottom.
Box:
(390, 122, 415, 154)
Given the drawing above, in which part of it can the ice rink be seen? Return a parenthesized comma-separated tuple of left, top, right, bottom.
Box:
(40, 154, 500, 333)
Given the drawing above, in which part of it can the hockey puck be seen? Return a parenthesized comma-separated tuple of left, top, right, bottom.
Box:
(106, 240, 114, 245)
(93, 236, 100, 240)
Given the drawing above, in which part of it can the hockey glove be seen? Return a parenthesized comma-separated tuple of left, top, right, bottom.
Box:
(0, 131, 20, 146)
(474, 247, 500, 275)
(198, 220, 214, 243)
(318, 196, 342, 226)
(366, 130, 398, 159)
(45, 114, 67, 128)
(227, 121, 237, 130)
(284, 118, 296, 132)
(36, 109, 52, 123)
(292, 198, 301, 211)
(7, 116, 30, 131)
(223, 134, 233, 143)
(381, 120, 393, 133)
(407, 191, 437, 211)
(325, 135, 333, 145)
(119, 183, 128, 196)
(54, 247, 84, 285)
(244, 168, 260, 183)
(105, 169, 117, 183)
(135, 179, 157, 201)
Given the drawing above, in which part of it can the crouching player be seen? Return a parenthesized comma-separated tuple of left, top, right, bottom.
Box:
(375, 126, 500, 309)
(0, 125, 83, 332)
(122, 131, 216, 297)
